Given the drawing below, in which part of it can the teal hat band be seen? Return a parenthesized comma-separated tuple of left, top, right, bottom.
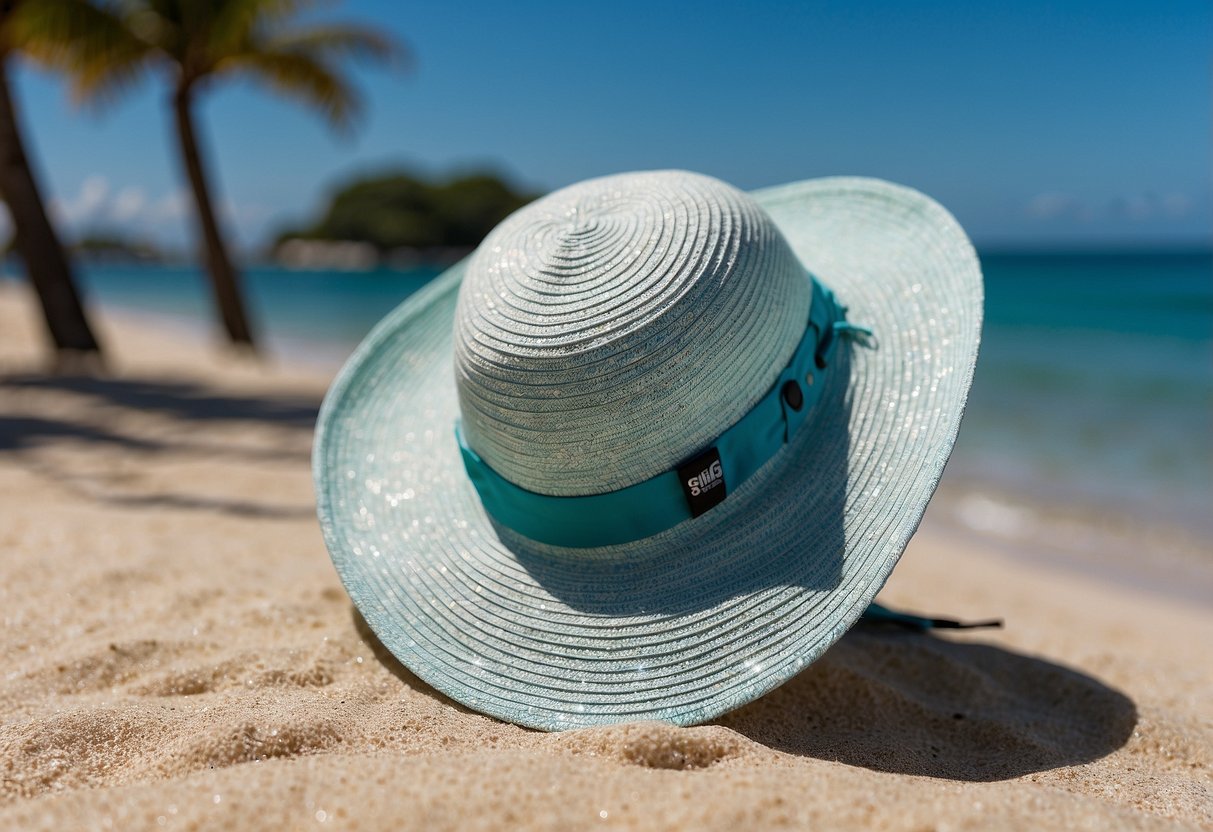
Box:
(455, 276, 871, 549)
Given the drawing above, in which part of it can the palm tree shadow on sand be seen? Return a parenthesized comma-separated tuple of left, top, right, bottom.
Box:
(0, 373, 321, 517)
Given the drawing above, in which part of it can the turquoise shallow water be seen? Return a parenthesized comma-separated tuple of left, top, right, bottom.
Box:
(5, 251, 1210, 537)
(949, 252, 1212, 537)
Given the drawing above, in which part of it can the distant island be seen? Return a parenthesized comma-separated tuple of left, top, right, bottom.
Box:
(273, 170, 539, 270)
(72, 233, 166, 263)
(3, 231, 167, 264)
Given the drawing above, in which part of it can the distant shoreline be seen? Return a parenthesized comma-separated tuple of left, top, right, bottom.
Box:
(7, 245, 1210, 276)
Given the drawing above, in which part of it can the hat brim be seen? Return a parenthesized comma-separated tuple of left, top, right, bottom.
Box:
(313, 176, 983, 730)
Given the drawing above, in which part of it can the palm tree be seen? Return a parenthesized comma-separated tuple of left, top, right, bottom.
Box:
(0, 0, 103, 366)
(17, 0, 401, 351)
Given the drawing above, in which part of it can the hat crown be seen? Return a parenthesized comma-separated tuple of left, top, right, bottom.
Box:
(453, 170, 812, 497)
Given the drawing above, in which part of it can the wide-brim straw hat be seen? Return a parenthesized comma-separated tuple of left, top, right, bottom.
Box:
(314, 171, 983, 731)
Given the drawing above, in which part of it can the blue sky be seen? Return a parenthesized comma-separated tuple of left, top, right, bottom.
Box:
(10, 0, 1210, 251)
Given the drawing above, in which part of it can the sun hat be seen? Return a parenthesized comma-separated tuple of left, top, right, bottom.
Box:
(313, 170, 983, 731)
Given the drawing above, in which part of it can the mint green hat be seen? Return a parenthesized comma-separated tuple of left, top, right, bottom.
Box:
(314, 171, 983, 731)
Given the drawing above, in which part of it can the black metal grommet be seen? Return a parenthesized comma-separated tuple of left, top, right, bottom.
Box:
(782, 380, 804, 411)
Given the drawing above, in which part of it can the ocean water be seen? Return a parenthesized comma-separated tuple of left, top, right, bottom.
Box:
(948, 252, 1211, 540)
(5, 251, 1210, 538)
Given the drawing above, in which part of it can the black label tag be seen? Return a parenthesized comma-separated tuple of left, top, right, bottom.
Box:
(677, 447, 727, 518)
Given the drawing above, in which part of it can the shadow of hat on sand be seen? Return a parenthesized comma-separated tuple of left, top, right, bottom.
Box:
(354, 606, 1136, 782)
(718, 624, 1137, 782)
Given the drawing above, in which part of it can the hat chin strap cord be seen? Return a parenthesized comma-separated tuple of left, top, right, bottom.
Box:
(861, 602, 1003, 631)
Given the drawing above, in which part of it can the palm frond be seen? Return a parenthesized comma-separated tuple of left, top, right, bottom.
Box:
(207, 0, 323, 56)
(222, 48, 361, 131)
(10, 0, 156, 106)
(12, 0, 399, 131)
(260, 23, 408, 69)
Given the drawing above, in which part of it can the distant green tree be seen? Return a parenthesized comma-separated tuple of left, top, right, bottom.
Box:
(74, 231, 162, 261)
(0, 1, 102, 366)
(17, 0, 403, 351)
(279, 171, 536, 252)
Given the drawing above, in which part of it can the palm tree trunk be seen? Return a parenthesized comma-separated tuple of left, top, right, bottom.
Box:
(171, 83, 256, 350)
(0, 55, 102, 362)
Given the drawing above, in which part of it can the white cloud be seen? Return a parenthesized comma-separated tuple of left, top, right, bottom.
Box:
(1119, 194, 1153, 221)
(1161, 192, 1192, 218)
(1025, 191, 1077, 220)
(222, 199, 271, 224)
(36, 176, 268, 250)
(1027, 190, 1200, 225)
(1108, 193, 1193, 223)
(52, 175, 110, 226)
(150, 189, 191, 222)
(49, 177, 208, 230)
(110, 187, 147, 223)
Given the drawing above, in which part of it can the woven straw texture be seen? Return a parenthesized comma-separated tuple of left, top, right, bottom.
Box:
(454, 171, 810, 495)
(314, 173, 983, 730)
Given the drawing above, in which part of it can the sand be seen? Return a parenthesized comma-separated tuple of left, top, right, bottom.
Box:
(1, 282, 1210, 831)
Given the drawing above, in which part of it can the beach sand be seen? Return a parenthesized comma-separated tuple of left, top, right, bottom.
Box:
(1, 283, 1210, 830)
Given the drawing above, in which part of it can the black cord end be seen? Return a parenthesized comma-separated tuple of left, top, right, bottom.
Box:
(929, 617, 1004, 630)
